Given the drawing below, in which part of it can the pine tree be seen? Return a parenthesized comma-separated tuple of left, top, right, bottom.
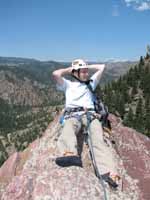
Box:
(117, 94, 125, 118)
(134, 97, 145, 133)
(145, 52, 150, 60)
(126, 67, 135, 87)
(142, 65, 150, 96)
(139, 56, 144, 66)
(145, 97, 150, 136)
(147, 44, 150, 53)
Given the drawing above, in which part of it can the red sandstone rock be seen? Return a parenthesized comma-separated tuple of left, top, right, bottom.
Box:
(0, 152, 20, 183)
(0, 114, 149, 200)
(109, 114, 150, 200)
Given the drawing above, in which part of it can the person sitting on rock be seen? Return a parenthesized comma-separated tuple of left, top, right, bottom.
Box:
(52, 59, 120, 188)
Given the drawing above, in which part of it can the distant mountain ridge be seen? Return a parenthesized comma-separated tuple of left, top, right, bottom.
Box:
(0, 56, 136, 84)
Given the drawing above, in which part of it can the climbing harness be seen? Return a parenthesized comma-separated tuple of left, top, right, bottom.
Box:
(71, 74, 110, 129)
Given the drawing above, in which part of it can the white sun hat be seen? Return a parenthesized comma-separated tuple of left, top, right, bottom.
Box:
(71, 59, 88, 70)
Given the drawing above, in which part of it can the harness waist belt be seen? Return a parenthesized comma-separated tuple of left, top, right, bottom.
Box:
(64, 107, 95, 114)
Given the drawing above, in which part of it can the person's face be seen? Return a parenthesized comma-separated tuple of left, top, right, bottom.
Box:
(78, 68, 89, 81)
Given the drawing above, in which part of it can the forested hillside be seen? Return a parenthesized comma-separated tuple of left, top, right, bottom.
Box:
(0, 56, 135, 167)
(100, 53, 150, 137)
(0, 59, 65, 166)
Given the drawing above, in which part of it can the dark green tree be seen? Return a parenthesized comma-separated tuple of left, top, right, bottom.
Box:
(145, 52, 150, 60)
(147, 44, 150, 53)
(145, 97, 150, 136)
(139, 56, 144, 66)
(134, 97, 145, 132)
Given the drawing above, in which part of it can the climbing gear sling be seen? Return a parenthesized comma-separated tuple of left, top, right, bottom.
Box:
(85, 112, 108, 200)
(85, 112, 119, 199)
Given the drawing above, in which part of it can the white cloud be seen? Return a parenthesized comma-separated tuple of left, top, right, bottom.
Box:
(125, 0, 137, 3)
(124, 0, 150, 11)
(124, 0, 139, 4)
(135, 2, 150, 10)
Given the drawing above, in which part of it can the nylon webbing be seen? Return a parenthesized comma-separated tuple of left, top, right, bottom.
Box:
(86, 112, 108, 200)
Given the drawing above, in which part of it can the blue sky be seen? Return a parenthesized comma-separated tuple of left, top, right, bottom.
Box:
(0, 0, 150, 61)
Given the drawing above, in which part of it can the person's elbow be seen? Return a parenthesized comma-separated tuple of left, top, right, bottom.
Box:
(100, 64, 105, 71)
(52, 70, 57, 77)
(52, 70, 60, 79)
(52, 70, 63, 85)
(96, 64, 105, 73)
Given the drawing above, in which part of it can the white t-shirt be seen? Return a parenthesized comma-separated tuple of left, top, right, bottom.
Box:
(57, 71, 100, 109)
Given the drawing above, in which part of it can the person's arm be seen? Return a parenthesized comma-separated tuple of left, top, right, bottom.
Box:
(52, 67, 73, 85)
(89, 64, 105, 81)
(89, 64, 105, 90)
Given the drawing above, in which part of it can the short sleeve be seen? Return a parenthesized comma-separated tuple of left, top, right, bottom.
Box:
(56, 78, 70, 92)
